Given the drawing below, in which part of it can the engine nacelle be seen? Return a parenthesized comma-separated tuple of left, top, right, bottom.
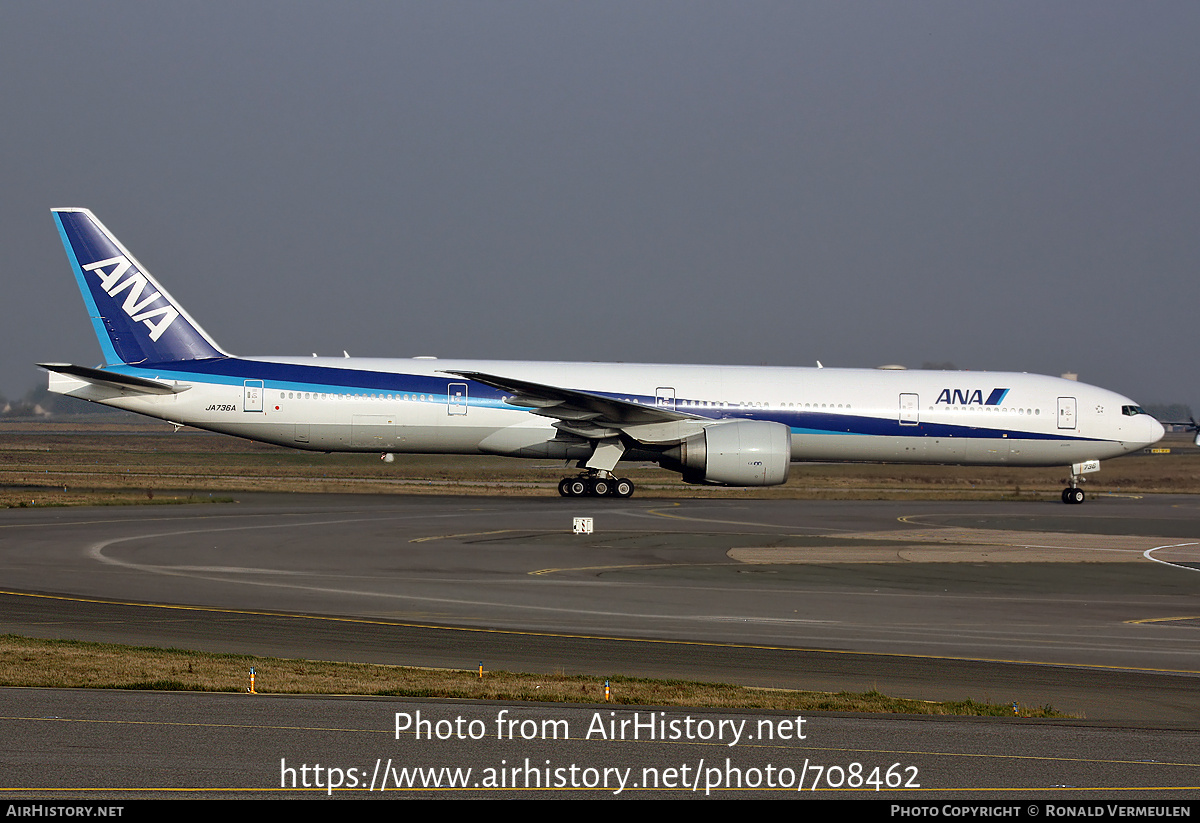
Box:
(662, 420, 791, 486)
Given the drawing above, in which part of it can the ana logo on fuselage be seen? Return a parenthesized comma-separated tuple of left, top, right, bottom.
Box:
(935, 388, 1010, 406)
(82, 256, 179, 342)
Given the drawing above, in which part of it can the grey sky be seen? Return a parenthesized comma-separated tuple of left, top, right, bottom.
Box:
(3, 2, 1197, 409)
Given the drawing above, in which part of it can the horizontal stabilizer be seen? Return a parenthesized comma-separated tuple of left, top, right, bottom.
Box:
(39, 363, 189, 396)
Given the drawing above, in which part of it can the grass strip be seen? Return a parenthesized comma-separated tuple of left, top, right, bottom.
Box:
(0, 635, 1069, 718)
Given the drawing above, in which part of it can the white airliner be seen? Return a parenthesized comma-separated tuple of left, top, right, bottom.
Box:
(41, 208, 1164, 503)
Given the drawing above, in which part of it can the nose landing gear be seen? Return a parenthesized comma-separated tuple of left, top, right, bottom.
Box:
(1061, 459, 1100, 504)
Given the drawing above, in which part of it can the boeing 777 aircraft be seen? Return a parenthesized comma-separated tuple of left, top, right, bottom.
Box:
(41, 208, 1164, 503)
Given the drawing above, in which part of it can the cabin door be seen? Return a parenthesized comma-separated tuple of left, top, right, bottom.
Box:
(447, 382, 468, 415)
(243, 380, 264, 413)
(1057, 397, 1077, 430)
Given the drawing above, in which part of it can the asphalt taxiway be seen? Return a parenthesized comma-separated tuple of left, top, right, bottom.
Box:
(1, 493, 1198, 724)
(3, 492, 1199, 797)
(3, 688, 1197, 798)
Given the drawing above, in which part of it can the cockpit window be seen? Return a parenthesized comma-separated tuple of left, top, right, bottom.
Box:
(1121, 405, 1148, 416)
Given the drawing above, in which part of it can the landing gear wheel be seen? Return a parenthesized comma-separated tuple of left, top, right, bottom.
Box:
(1062, 487, 1085, 504)
(559, 475, 634, 498)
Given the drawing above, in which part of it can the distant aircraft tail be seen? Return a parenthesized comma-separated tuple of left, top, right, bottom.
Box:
(52, 208, 227, 365)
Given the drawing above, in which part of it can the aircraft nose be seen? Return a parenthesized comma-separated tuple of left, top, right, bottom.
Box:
(1145, 416, 1165, 446)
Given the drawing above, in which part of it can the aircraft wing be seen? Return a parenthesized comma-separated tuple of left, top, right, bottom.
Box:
(445, 370, 706, 442)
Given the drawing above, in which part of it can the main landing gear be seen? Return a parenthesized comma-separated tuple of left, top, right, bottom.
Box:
(561, 437, 634, 497)
(558, 473, 635, 498)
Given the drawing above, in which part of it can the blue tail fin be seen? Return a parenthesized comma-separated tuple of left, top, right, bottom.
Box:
(53, 208, 227, 365)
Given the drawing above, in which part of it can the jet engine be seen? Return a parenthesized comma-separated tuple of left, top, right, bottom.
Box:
(661, 419, 791, 486)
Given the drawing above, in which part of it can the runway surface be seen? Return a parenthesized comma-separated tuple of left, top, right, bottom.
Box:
(1, 491, 1198, 797)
